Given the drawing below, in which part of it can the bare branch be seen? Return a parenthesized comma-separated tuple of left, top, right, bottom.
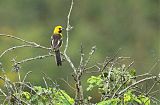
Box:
(146, 80, 159, 95)
(79, 43, 84, 70)
(64, 0, 76, 72)
(150, 96, 160, 103)
(118, 76, 157, 95)
(22, 71, 32, 82)
(16, 54, 54, 65)
(148, 59, 160, 73)
(42, 72, 59, 87)
(0, 62, 5, 73)
(60, 78, 76, 91)
(85, 65, 101, 73)
(11, 94, 30, 105)
(43, 77, 48, 89)
(84, 46, 96, 67)
(14, 82, 36, 94)
(131, 73, 151, 79)
(149, 89, 160, 95)
(101, 52, 118, 71)
(0, 34, 51, 50)
(124, 61, 134, 71)
(0, 88, 7, 97)
(0, 34, 52, 60)
(0, 45, 31, 58)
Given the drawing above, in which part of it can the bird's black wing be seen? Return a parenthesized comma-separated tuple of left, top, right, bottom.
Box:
(51, 34, 62, 50)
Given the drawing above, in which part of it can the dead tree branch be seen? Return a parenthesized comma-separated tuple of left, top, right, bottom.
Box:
(118, 76, 157, 95)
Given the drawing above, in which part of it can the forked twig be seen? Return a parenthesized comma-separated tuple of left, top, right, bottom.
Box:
(118, 76, 157, 95)
(0, 34, 50, 50)
(64, 0, 76, 72)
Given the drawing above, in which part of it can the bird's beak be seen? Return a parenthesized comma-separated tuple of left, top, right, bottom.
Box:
(61, 28, 64, 30)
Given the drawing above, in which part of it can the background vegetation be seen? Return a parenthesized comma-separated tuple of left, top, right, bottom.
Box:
(0, 0, 159, 104)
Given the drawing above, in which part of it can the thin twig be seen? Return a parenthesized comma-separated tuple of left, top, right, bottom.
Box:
(14, 82, 37, 93)
(0, 62, 5, 73)
(58, 89, 72, 105)
(84, 46, 96, 68)
(22, 71, 32, 83)
(17, 71, 21, 82)
(42, 72, 59, 87)
(64, 0, 76, 72)
(0, 34, 50, 50)
(0, 88, 7, 97)
(79, 43, 84, 70)
(2, 97, 8, 105)
(0, 76, 17, 94)
(41, 73, 57, 105)
(0, 45, 32, 58)
(150, 95, 160, 103)
(11, 94, 30, 105)
(111, 79, 130, 98)
(85, 65, 100, 73)
(104, 63, 114, 94)
(131, 73, 151, 79)
(149, 89, 160, 95)
(60, 78, 76, 91)
(124, 61, 134, 71)
(16, 54, 54, 65)
(118, 76, 157, 95)
(101, 49, 121, 71)
(146, 81, 158, 95)
(148, 59, 160, 73)
(43, 77, 48, 89)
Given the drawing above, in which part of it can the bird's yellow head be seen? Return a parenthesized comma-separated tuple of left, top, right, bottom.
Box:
(53, 25, 63, 34)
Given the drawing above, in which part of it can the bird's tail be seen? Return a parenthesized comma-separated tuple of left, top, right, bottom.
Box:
(55, 50, 62, 66)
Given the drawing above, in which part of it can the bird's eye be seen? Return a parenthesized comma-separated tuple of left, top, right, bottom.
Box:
(59, 28, 61, 30)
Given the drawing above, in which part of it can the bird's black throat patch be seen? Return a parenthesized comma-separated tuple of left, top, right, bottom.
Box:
(58, 30, 62, 33)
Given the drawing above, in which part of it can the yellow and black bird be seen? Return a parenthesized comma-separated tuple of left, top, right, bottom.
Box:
(51, 25, 64, 66)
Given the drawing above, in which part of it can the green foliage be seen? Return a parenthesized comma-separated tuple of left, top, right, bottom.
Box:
(123, 91, 150, 105)
(87, 75, 103, 91)
(97, 98, 120, 105)
(21, 92, 31, 100)
(87, 66, 152, 105)
(11, 86, 74, 105)
(138, 95, 150, 105)
(0, 63, 156, 105)
(96, 91, 151, 105)
(87, 66, 136, 95)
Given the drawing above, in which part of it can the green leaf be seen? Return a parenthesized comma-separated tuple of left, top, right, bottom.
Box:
(129, 69, 136, 76)
(97, 98, 120, 105)
(86, 84, 94, 91)
(133, 97, 142, 104)
(124, 93, 131, 102)
(54, 90, 74, 105)
(138, 95, 150, 105)
(21, 92, 31, 100)
(87, 75, 103, 91)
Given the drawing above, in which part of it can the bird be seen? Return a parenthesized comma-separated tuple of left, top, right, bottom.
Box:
(51, 25, 64, 66)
